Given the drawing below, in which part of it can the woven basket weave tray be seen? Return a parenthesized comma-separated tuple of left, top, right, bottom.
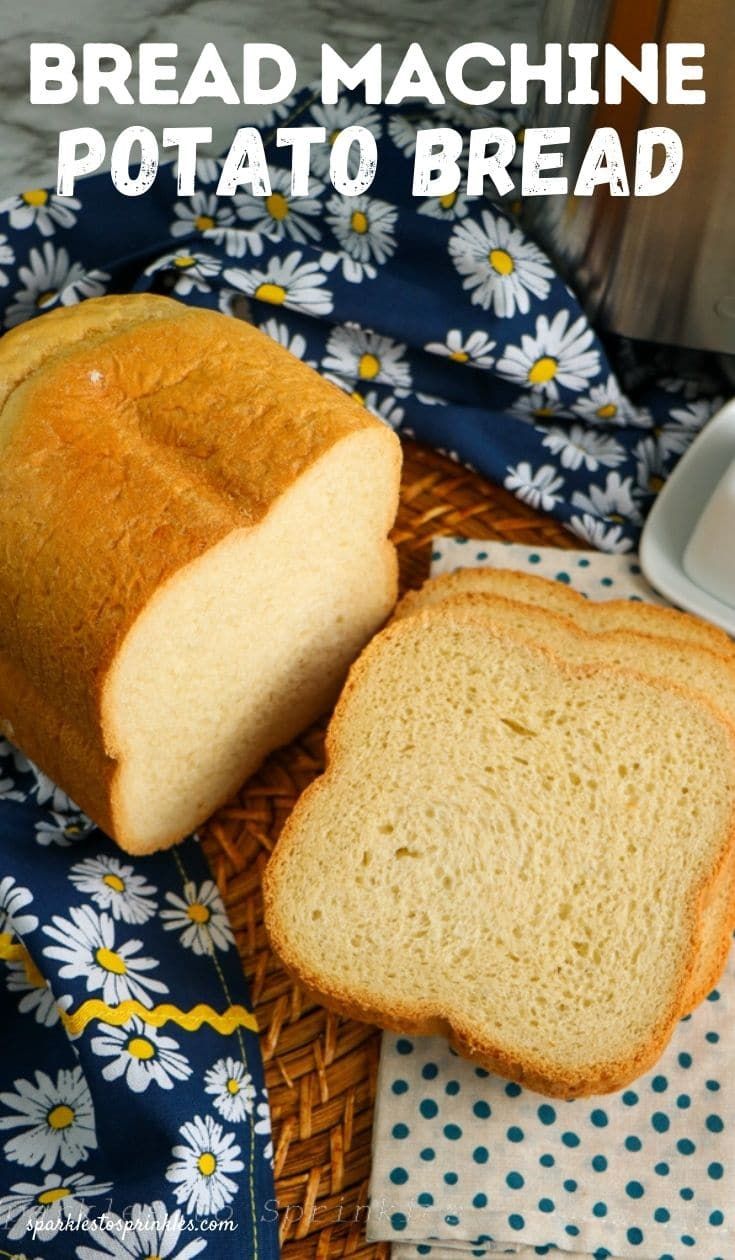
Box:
(202, 440, 578, 1258)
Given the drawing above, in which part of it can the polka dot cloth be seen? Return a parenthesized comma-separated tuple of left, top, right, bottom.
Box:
(367, 544, 733, 1260)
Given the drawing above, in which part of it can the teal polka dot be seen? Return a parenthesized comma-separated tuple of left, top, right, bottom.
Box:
(417, 1247, 431, 1255)
(390, 1167, 409, 1185)
(473, 1146, 489, 1164)
(708, 1162, 724, 1180)
(625, 1136, 642, 1152)
(627, 1227, 643, 1246)
(444, 1124, 462, 1141)
(507, 1126, 524, 1142)
(622, 1091, 639, 1106)
(528, 553, 541, 564)
(475, 551, 488, 561)
(505, 1082, 522, 1098)
(651, 1075, 668, 1093)
(578, 557, 590, 567)
(420, 1147, 435, 1161)
(444, 1171, 458, 1185)
(681, 1236, 695, 1248)
(420, 1100, 438, 1119)
(556, 571, 571, 583)
(677, 1138, 696, 1155)
(565, 1225, 580, 1237)
(654, 1207, 670, 1223)
(473, 1193, 488, 1209)
(417, 1192, 433, 1206)
(538, 1198, 555, 1213)
(592, 1155, 608, 1172)
(707, 988, 721, 1001)
(680, 1188, 694, 1201)
(506, 1172, 524, 1189)
(629, 563, 641, 574)
(475, 1066, 489, 1078)
(445, 1214, 459, 1227)
(707, 1114, 724, 1133)
(422, 1062, 438, 1079)
(594, 1251, 611, 1260)
(651, 1112, 669, 1133)
(562, 1131, 580, 1148)
(600, 577, 613, 587)
(593, 1202, 607, 1218)
(563, 1179, 577, 1192)
(391, 1213, 407, 1231)
(707, 1031, 720, 1044)
(431, 551, 442, 562)
(655, 1162, 670, 1176)
(473, 1101, 491, 1119)
(508, 1214, 525, 1231)
(540, 1153, 555, 1167)
(677, 1094, 691, 1109)
(710, 1211, 724, 1226)
(392, 1079, 409, 1095)
(456, 536, 468, 544)
(538, 1104, 556, 1125)
(626, 1181, 644, 1199)
(590, 1109, 608, 1128)
(707, 1079, 721, 1092)
(396, 1039, 414, 1055)
(445, 1079, 460, 1096)
(392, 1123, 409, 1139)
(678, 1053, 693, 1067)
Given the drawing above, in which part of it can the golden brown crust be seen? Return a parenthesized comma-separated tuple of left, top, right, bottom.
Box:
(0, 294, 399, 847)
(264, 606, 735, 1098)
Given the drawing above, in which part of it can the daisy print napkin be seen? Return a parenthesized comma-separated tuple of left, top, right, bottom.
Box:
(368, 541, 733, 1260)
(0, 748, 277, 1259)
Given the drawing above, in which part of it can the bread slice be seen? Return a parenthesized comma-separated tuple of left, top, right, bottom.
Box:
(397, 567, 734, 654)
(0, 295, 401, 853)
(265, 607, 735, 1097)
(399, 588, 735, 1013)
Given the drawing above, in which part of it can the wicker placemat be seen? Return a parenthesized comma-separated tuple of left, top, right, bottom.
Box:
(201, 440, 577, 1258)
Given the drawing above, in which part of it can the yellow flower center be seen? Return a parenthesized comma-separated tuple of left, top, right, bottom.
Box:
(47, 1104, 75, 1130)
(194, 214, 215, 231)
(36, 290, 57, 309)
(226, 1077, 241, 1095)
(127, 1036, 156, 1061)
(197, 1152, 217, 1176)
(439, 191, 457, 210)
(266, 192, 289, 222)
(609, 513, 624, 524)
(173, 255, 196, 269)
(186, 902, 211, 924)
(358, 352, 380, 380)
(350, 210, 369, 234)
(37, 1186, 70, 1205)
(103, 873, 125, 892)
(596, 402, 617, 419)
(95, 946, 127, 975)
(254, 282, 286, 306)
(528, 356, 558, 385)
(489, 248, 515, 276)
(23, 189, 49, 207)
(449, 350, 469, 363)
(350, 391, 364, 405)
(534, 406, 554, 418)
(649, 474, 664, 493)
(329, 128, 341, 145)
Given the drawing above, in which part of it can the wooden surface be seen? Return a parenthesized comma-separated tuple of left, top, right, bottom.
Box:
(202, 440, 576, 1258)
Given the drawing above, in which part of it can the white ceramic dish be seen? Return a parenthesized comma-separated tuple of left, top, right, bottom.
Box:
(640, 397, 735, 637)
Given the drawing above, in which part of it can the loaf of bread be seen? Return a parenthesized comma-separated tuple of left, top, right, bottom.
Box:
(264, 605, 735, 1097)
(0, 295, 401, 854)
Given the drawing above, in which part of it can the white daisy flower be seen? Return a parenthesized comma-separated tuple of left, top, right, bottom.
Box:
(321, 194, 397, 284)
(0, 232, 15, 286)
(571, 472, 642, 525)
(42, 905, 168, 1006)
(659, 372, 721, 400)
(90, 1016, 191, 1093)
(569, 514, 633, 553)
(1, 189, 81, 237)
(310, 100, 383, 177)
(19, 757, 79, 814)
(223, 251, 333, 317)
(68, 857, 157, 925)
(541, 424, 626, 472)
(204, 1057, 256, 1123)
(387, 114, 419, 157)
(424, 329, 496, 370)
(510, 391, 574, 425)
(571, 374, 648, 427)
(497, 310, 601, 399)
(254, 1096, 273, 1162)
(172, 154, 221, 188)
(259, 318, 314, 366)
(504, 462, 564, 511)
(218, 288, 253, 321)
(204, 225, 263, 258)
(166, 1114, 243, 1217)
(35, 811, 92, 847)
(4, 243, 109, 328)
(0, 775, 24, 802)
(322, 323, 411, 388)
(0, 877, 37, 937)
(0, 1171, 112, 1241)
(418, 190, 472, 221)
(145, 249, 222, 297)
(5, 947, 59, 1028)
(160, 880, 234, 956)
(341, 386, 405, 430)
(0, 1067, 96, 1170)
(170, 191, 235, 240)
(234, 169, 325, 245)
(657, 396, 722, 456)
(449, 211, 553, 318)
(635, 436, 667, 495)
(74, 1199, 207, 1260)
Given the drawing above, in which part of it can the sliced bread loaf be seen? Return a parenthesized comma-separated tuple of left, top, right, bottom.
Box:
(0, 295, 401, 853)
(264, 607, 735, 1097)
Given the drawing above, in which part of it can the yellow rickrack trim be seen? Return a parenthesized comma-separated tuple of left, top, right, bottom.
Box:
(59, 997, 258, 1037)
(0, 931, 25, 962)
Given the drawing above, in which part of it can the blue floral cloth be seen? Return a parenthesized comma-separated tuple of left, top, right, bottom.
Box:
(0, 85, 728, 1260)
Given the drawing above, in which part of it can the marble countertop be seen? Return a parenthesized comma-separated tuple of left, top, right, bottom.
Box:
(0, 0, 542, 197)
